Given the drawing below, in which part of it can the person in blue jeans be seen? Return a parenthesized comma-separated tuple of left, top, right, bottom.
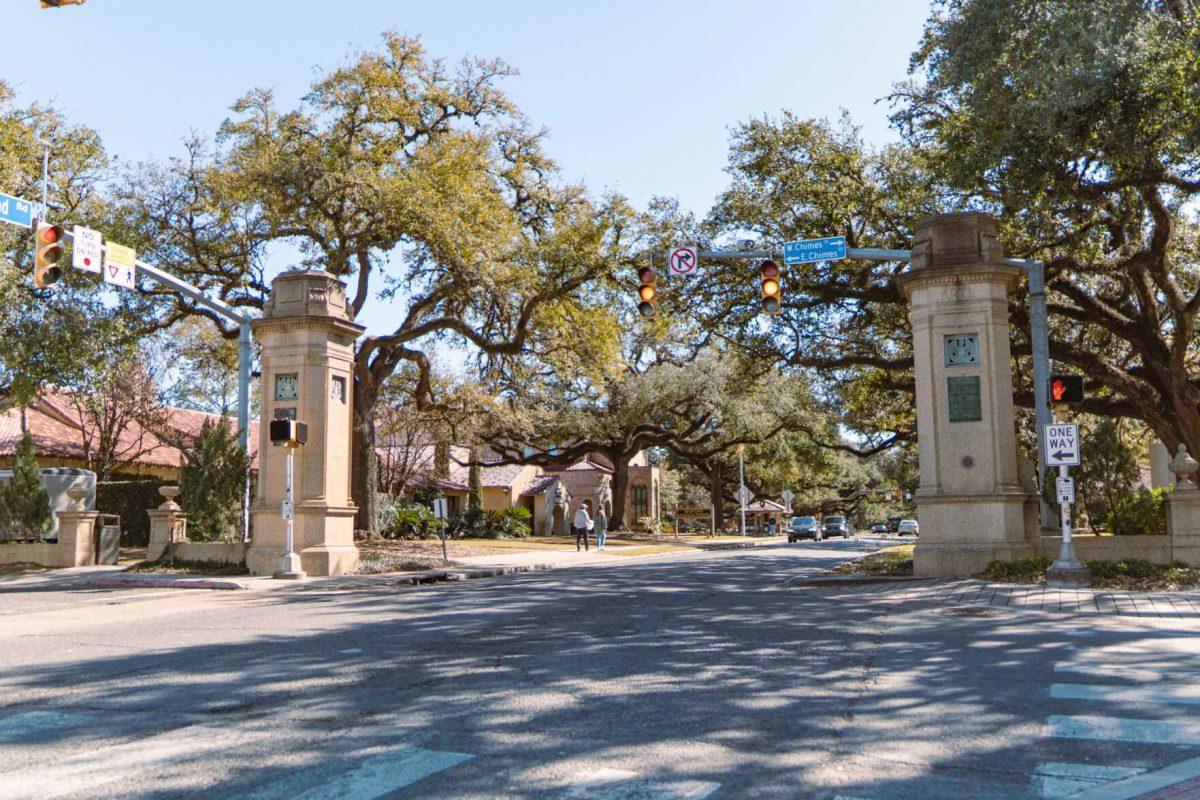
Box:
(595, 507, 609, 551)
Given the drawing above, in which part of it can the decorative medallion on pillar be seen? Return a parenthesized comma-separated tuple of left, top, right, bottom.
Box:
(247, 270, 365, 577)
(896, 213, 1035, 576)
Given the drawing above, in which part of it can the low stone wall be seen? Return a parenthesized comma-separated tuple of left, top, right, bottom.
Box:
(0, 541, 68, 567)
(170, 540, 248, 565)
(1036, 534, 1173, 565)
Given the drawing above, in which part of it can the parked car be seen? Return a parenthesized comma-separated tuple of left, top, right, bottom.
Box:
(887, 516, 902, 533)
(870, 521, 888, 534)
(898, 519, 920, 536)
(789, 516, 821, 542)
(822, 515, 850, 539)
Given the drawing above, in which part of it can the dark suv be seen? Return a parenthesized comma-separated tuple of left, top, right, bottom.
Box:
(822, 515, 850, 539)
(788, 516, 821, 542)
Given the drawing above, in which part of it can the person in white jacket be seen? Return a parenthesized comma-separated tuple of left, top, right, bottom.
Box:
(573, 503, 593, 552)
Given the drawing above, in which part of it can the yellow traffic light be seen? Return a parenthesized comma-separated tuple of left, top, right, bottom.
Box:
(637, 265, 657, 318)
(760, 259, 781, 314)
(34, 222, 64, 288)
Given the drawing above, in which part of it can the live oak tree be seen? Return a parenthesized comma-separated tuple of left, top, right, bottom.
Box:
(0, 81, 133, 410)
(894, 0, 1200, 453)
(685, 1, 1200, 467)
(116, 35, 639, 534)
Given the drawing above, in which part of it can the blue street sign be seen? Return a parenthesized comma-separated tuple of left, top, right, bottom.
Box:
(783, 235, 847, 265)
(0, 193, 34, 229)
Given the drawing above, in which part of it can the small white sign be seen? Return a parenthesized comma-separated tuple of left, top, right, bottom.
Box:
(1045, 423, 1081, 467)
(103, 241, 137, 290)
(668, 245, 699, 276)
(281, 500, 294, 520)
(432, 498, 448, 520)
(72, 226, 102, 273)
(1056, 476, 1075, 506)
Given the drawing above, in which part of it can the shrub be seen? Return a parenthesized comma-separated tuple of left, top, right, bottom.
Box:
(1107, 487, 1169, 536)
(179, 420, 249, 541)
(0, 432, 50, 541)
(492, 505, 531, 538)
(380, 502, 440, 540)
(978, 556, 1054, 583)
(96, 479, 166, 546)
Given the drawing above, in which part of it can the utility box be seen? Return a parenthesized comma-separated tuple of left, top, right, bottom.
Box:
(96, 515, 121, 564)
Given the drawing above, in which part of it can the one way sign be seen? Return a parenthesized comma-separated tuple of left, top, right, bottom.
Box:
(1045, 423, 1080, 467)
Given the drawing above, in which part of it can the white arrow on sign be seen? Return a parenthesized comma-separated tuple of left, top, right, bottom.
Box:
(667, 246, 699, 276)
(1045, 423, 1081, 467)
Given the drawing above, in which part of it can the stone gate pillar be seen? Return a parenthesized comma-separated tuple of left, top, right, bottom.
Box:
(896, 213, 1035, 576)
(247, 270, 365, 577)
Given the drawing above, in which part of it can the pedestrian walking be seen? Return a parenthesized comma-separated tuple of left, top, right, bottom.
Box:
(595, 506, 608, 551)
(573, 502, 592, 551)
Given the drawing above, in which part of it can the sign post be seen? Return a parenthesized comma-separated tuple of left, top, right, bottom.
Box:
(433, 497, 449, 561)
(269, 418, 308, 580)
(1044, 422, 1089, 587)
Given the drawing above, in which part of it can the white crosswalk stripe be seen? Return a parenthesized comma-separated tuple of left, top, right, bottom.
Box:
(1038, 636, 1200, 798)
(565, 767, 720, 799)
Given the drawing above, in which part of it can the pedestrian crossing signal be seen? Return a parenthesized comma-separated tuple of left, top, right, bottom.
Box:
(637, 265, 657, 318)
(34, 222, 64, 288)
(1049, 375, 1084, 405)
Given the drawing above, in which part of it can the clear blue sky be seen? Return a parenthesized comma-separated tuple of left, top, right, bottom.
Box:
(2, 0, 932, 335)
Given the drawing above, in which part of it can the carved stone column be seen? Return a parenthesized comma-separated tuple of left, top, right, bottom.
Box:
(896, 212, 1035, 576)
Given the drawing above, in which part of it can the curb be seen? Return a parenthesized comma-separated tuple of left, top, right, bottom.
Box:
(87, 576, 248, 591)
(390, 563, 555, 586)
(695, 539, 784, 552)
(787, 575, 933, 588)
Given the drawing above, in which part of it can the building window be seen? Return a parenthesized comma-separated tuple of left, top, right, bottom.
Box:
(631, 484, 649, 522)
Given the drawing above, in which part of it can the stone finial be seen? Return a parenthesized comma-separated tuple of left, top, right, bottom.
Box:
(66, 486, 88, 511)
(1170, 444, 1199, 490)
(158, 485, 182, 509)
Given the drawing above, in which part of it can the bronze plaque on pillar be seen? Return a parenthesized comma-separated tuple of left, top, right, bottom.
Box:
(947, 376, 982, 422)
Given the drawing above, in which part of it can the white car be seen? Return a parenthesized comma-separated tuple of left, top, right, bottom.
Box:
(898, 519, 919, 536)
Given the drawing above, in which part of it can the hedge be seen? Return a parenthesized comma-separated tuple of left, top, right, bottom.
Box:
(96, 479, 168, 547)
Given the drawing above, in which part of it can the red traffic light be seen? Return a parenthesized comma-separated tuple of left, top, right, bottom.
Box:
(39, 225, 60, 244)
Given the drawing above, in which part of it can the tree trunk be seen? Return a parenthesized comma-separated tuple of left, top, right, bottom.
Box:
(709, 462, 724, 534)
(468, 444, 483, 511)
(608, 452, 631, 531)
(351, 376, 379, 536)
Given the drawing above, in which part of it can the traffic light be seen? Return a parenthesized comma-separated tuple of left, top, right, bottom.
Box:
(1049, 375, 1084, 404)
(637, 265, 657, 318)
(760, 259, 782, 314)
(34, 222, 65, 288)
(40, 1, 87, 7)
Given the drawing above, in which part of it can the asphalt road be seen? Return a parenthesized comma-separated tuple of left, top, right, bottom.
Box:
(3, 540, 1200, 799)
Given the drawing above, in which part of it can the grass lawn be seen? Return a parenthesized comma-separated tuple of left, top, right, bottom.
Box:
(830, 544, 915, 577)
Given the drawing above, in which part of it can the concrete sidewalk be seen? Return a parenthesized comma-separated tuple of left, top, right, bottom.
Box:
(792, 575, 1200, 619)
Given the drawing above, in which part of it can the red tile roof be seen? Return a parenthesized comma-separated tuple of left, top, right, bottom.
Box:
(0, 389, 259, 472)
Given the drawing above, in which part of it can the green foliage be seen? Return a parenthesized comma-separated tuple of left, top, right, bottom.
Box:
(0, 432, 50, 541)
(178, 420, 249, 541)
(832, 544, 914, 577)
(378, 500, 440, 540)
(1077, 418, 1141, 530)
(1086, 560, 1200, 592)
(978, 556, 1055, 584)
(96, 479, 166, 547)
(1107, 487, 1170, 537)
(490, 506, 532, 538)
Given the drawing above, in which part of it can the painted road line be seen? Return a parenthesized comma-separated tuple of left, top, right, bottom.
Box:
(1052, 682, 1200, 706)
(0, 723, 269, 800)
(566, 767, 720, 799)
(1076, 754, 1200, 800)
(1052, 662, 1198, 683)
(244, 746, 473, 800)
(1048, 715, 1200, 745)
(1031, 762, 1143, 799)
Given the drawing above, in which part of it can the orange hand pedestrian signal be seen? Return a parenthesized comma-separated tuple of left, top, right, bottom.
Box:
(1048, 375, 1083, 404)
